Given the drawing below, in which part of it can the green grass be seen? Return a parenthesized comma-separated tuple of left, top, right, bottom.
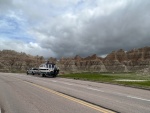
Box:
(60, 72, 150, 89)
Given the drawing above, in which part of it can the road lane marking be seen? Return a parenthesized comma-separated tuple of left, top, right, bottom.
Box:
(86, 87, 104, 92)
(127, 96, 150, 102)
(51, 80, 74, 86)
(109, 91, 150, 102)
(24, 81, 116, 113)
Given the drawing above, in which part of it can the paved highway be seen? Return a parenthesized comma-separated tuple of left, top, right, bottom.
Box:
(0, 73, 150, 113)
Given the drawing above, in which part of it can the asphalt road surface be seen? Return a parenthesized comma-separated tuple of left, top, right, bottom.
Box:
(0, 73, 150, 113)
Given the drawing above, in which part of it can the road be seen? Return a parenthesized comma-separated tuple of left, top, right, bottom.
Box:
(0, 73, 150, 113)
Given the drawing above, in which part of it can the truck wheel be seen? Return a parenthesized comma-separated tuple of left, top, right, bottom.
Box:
(53, 73, 57, 78)
(42, 74, 45, 77)
(53, 70, 59, 77)
(32, 72, 34, 75)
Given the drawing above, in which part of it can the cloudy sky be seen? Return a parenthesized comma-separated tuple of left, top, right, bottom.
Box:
(0, 0, 150, 58)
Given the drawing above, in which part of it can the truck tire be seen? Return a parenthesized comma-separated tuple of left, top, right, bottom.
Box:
(52, 74, 56, 78)
(42, 74, 46, 77)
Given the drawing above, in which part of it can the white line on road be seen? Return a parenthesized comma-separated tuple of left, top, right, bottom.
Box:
(109, 91, 150, 102)
(127, 96, 150, 102)
(86, 87, 104, 92)
(0, 108, 1, 113)
(51, 80, 73, 85)
(61, 82, 74, 85)
(111, 92, 129, 97)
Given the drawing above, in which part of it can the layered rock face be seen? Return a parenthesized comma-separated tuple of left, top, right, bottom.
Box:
(125, 47, 150, 71)
(0, 47, 150, 73)
(0, 50, 44, 72)
(58, 47, 150, 72)
(58, 54, 107, 73)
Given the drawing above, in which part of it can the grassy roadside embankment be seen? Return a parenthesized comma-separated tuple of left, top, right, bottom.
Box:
(60, 72, 150, 89)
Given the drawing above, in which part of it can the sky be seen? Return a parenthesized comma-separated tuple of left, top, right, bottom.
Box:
(0, 0, 150, 58)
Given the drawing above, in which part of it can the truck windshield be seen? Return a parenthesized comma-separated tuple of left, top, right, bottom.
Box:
(46, 64, 55, 68)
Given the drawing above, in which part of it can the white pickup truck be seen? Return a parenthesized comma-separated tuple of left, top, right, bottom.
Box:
(39, 62, 59, 77)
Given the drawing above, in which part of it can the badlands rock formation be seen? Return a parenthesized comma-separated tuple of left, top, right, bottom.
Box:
(0, 50, 44, 72)
(0, 47, 150, 73)
(58, 47, 150, 72)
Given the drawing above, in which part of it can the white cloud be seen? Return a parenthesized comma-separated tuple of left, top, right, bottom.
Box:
(0, 37, 55, 58)
(0, 0, 150, 58)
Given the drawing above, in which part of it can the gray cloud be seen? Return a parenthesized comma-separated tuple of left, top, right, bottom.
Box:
(0, 0, 14, 15)
(0, 0, 150, 58)
(31, 0, 150, 58)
